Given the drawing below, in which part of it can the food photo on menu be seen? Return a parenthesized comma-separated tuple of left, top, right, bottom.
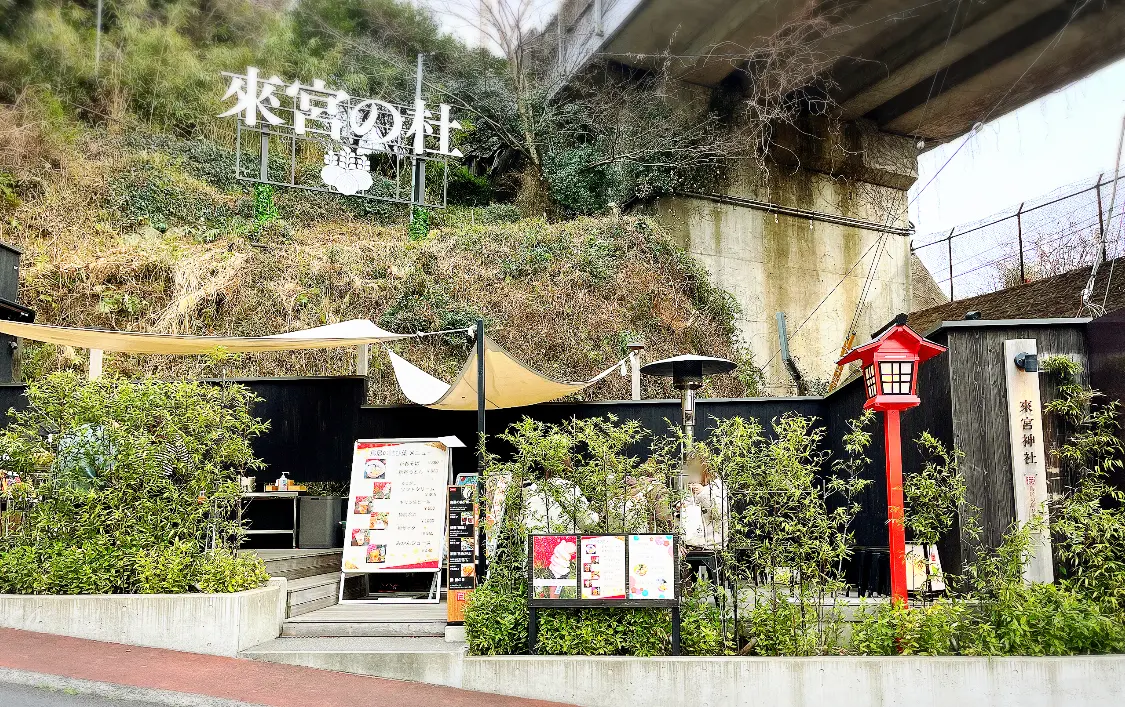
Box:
(371, 482, 392, 499)
(363, 457, 387, 479)
(369, 511, 390, 530)
(353, 495, 371, 514)
(532, 536, 578, 599)
(350, 529, 368, 546)
(628, 535, 675, 600)
(366, 543, 387, 564)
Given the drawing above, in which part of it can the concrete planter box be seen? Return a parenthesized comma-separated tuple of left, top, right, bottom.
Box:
(0, 580, 284, 656)
(460, 654, 1125, 707)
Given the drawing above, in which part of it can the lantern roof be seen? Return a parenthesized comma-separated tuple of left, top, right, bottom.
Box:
(836, 316, 947, 367)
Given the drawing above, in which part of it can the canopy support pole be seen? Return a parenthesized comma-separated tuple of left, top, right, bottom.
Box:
(355, 343, 369, 376)
(88, 349, 103, 380)
(475, 319, 487, 579)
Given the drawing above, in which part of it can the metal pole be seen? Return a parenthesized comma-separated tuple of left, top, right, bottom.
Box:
(1097, 173, 1107, 262)
(88, 349, 103, 380)
(411, 54, 426, 216)
(884, 409, 908, 607)
(947, 227, 955, 301)
(259, 132, 269, 181)
(1098, 172, 1107, 244)
(1016, 203, 1025, 284)
(627, 342, 644, 401)
(475, 319, 487, 579)
(476, 319, 486, 467)
(94, 0, 103, 77)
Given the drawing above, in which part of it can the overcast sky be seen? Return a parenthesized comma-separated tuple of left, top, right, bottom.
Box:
(909, 57, 1125, 239)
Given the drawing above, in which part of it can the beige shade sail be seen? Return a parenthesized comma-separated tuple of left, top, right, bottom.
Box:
(0, 319, 409, 354)
(387, 336, 623, 410)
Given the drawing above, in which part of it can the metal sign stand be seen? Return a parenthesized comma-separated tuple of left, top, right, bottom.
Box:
(338, 437, 456, 605)
(527, 534, 681, 656)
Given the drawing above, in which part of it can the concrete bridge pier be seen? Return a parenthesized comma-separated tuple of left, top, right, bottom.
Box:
(650, 121, 926, 392)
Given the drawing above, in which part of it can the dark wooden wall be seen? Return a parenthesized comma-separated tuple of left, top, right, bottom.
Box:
(1089, 308, 1125, 427)
(0, 242, 22, 383)
(944, 322, 1089, 564)
(359, 397, 828, 484)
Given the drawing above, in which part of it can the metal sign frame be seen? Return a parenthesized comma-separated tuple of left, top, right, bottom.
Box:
(219, 55, 455, 208)
(338, 437, 454, 605)
(526, 533, 681, 655)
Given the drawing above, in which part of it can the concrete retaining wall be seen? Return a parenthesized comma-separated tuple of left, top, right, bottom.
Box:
(461, 655, 1125, 707)
(0, 582, 282, 657)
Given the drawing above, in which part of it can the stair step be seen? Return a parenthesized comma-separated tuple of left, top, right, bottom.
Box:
(281, 621, 447, 637)
(285, 572, 342, 618)
(240, 637, 465, 688)
(255, 550, 342, 581)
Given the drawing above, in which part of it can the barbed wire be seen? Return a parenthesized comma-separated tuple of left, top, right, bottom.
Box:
(914, 169, 1125, 299)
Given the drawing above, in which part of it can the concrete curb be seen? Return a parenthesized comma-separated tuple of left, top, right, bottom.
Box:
(0, 668, 267, 707)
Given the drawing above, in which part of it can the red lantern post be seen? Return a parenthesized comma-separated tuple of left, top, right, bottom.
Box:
(837, 316, 946, 607)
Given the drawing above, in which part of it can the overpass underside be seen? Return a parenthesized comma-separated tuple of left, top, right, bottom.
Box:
(555, 0, 1124, 389)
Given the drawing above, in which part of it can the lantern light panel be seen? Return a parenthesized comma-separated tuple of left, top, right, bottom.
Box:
(878, 360, 914, 395)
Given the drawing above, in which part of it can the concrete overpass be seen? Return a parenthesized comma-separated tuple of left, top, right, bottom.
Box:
(550, 0, 1125, 390)
(556, 0, 1125, 144)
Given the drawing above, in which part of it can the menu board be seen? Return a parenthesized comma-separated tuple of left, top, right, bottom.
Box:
(447, 485, 478, 590)
(531, 535, 578, 599)
(628, 534, 675, 600)
(580, 535, 626, 599)
(341, 440, 449, 573)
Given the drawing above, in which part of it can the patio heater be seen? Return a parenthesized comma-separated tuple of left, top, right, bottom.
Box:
(640, 355, 736, 486)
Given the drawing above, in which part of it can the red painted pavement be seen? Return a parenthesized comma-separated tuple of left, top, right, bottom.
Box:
(0, 628, 572, 707)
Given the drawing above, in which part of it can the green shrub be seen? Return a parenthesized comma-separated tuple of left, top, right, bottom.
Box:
(0, 372, 270, 594)
(543, 146, 610, 216)
(853, 586, 1125, 656)
(537, 607, 670, 657)
(464, 578, 529, 656)
(446, 166, 493, 207)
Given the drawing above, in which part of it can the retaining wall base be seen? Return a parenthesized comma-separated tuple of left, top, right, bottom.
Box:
(0, 584, 282, 657)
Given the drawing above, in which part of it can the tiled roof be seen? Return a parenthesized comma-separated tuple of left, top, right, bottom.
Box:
(908, 258, 1125, 333)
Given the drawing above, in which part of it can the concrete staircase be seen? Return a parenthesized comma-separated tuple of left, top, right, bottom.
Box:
(240, 636, 466, 688)
(281, 601, 448, 637)
(253, 549, 345, 618)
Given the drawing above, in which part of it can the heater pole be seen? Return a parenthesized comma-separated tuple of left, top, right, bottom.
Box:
(884, 409, 908, 606)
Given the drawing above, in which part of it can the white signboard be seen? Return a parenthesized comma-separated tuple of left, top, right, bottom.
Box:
(627, 534, 675, 600)
(1003, 339, 1053, 583)
(580, 535, 626, 600)
(217, 67, 461, 203)
(341, 439, 451, 573)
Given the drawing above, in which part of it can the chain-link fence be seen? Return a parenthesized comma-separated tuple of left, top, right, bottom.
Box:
(913, 170, 1125, 300)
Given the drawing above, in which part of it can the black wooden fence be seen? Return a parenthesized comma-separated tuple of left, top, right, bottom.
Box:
(0, 314, 1119, 573)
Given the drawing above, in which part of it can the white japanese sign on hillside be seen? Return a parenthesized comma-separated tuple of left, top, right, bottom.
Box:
(218, 67, 461, 204)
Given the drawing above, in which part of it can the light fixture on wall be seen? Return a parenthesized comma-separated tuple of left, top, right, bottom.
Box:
(1015, 352, 1038, 372)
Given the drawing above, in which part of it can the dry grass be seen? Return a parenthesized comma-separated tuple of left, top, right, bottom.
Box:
(0, 110, 757, 403)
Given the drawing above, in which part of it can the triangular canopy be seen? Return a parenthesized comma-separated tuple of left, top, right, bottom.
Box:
(387, 336, 621, 410)
(0, 319, 408, 354)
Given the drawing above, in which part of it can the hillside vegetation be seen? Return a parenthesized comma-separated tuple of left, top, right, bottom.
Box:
(0, 0, 760, 401)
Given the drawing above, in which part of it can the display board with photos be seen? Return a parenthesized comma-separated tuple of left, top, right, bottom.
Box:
(341, 439, 451, 574)
(528, 533, 678, 607)
(446, 481, 478, 623)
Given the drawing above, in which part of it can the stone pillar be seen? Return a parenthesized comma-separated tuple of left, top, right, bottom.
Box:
(652, 121, 918, 391)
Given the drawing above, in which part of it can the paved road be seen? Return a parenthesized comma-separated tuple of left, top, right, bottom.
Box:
(0, 682, 163, 707)
(0, 628, 570, 707)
